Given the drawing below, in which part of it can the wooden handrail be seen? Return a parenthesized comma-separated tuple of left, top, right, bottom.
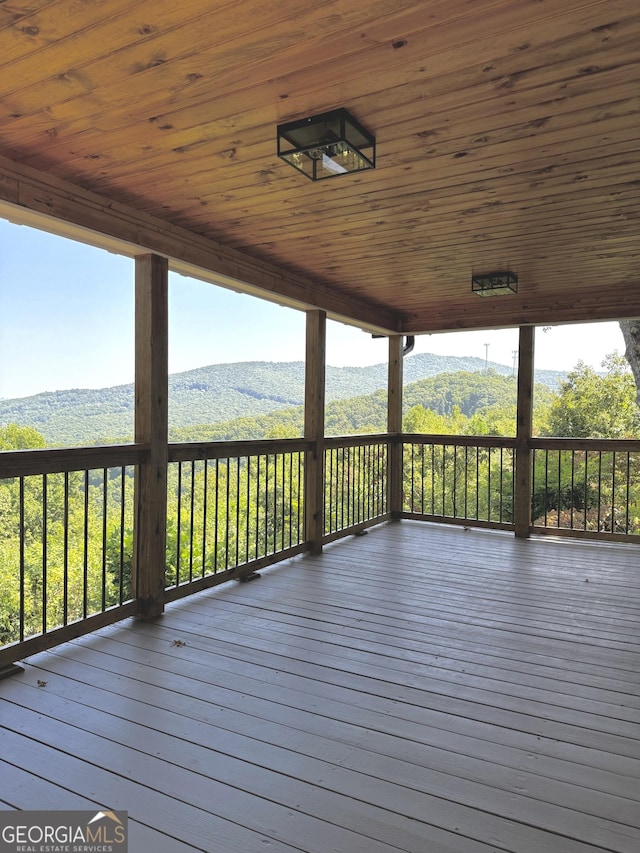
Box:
(168, 437, 311, 462)
(530, 437, 640, 452)
(324, 433, 394, 449)
(0, 444, 148, 478)
(2, 435, 637, 479)
(402, 433, 517, 448)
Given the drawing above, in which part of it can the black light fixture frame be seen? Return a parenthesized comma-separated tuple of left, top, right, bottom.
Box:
(471, 271, 518, 297)
(277, 108, 376, 181)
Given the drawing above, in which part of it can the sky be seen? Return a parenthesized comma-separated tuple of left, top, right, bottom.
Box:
(0, 217, 627, 400)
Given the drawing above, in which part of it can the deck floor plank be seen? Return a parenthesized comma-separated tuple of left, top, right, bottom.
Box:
(0, 760, 201, 852)
(112, 617, 640, 742)
(1, 522, 638, 852)
(172, 596, 640, 702)
(163, 601, 640, 716)
(17, 644, 640, 794)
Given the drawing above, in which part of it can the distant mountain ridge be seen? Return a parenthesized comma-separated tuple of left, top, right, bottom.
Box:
(0, 353, 566, 446)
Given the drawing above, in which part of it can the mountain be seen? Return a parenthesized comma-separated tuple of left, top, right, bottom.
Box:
(0, 353, 566, 447)
(171, 370, 557, 443)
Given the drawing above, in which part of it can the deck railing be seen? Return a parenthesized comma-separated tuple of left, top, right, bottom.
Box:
(0, 445, 143, 666)
(2, 433, 639, 667)
(402, 435, 516, 529)
(530, 438, 640, 539)
(401, 434, 640, 540)
(166, 439, 309, 601)
(323, 435, 389, 541)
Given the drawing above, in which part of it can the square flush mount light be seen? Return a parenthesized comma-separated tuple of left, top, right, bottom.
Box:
(472, 271, 518, 297)
(277, 108, 376, 180)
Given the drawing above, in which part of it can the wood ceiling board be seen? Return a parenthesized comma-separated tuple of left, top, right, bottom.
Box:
(206, 173, 638, 245)
(0, 0, 426, 124)
(0, 0, 506, 105)
(2, 1, 629, 166)
(5, 28, 636, 225)
(207, 186, 637, 255)
(8, 30, 633, 188)
(0, 1, 638, 334)
(402, 281, 640, 334)
(61, 72, 635, 241)
(0, 0, 347, 85)
(70, 102, 639, 219)
(258, 185, 638, 246)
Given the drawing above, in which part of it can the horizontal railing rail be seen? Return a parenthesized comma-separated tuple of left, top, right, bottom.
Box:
(0, 446, 144, 668)
(0, 444, 148, 478)
(530, 438, 640, 541)
(323, 434, 391, 541)
(401, 434, 516, 530)
(165, 439, 311, 600)
(168, 438, 311, 462)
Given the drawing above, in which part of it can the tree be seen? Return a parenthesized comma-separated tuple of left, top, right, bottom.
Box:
(534, 353, 640, 532)
(0, 423, 46, 450)
(543, 354, 640, 438)
(403, 404, 468, 435)
(620, 319, 640, 406)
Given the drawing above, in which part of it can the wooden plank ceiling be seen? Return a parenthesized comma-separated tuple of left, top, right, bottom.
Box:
(0, 0, 639, 334)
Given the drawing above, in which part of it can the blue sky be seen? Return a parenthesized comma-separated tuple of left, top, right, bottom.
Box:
(0, 217, 626, 399)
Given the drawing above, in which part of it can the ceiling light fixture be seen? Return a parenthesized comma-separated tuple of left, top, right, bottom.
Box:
(277, 108, 375, 181)
(471, 271, 518, 297)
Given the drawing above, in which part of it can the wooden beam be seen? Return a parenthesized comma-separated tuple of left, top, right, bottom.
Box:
(402, 289, 640, 334)
(304, 310, 326, 554)
(133, 254, 168, 618)
(514, 326, 534, 538)
(387, 336, 404, 519)
(0, 155, 398, 334)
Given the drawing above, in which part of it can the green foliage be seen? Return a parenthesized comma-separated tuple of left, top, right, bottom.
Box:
(404, 404, 468, 435)
(402, 373, 552, 438)
(170, 371, 555, 443)
(543, 354, 640, 438)
(0, 423, 46, 450)
(0, 460, 135, 645)
(531, 478, 596, 521)
(2, 352, 638, 649)
(530, 449, 640, 532)
(468, 405, 518, 437)
(1, 356, 565, 446)
(165, 455, 304, 586)
(403, 441, 515, 524)
(405, 370, 517, 417)
(533, 354, 639, 525)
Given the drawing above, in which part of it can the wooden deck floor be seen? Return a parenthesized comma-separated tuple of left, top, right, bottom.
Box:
(1, 521, 639, 853)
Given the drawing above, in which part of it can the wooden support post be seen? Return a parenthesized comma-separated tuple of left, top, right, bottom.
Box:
(304, 310, 326, 554)
(133, 254, 168, 617)
(387, 336, 404, 519)
(514, 326, 535, 538)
